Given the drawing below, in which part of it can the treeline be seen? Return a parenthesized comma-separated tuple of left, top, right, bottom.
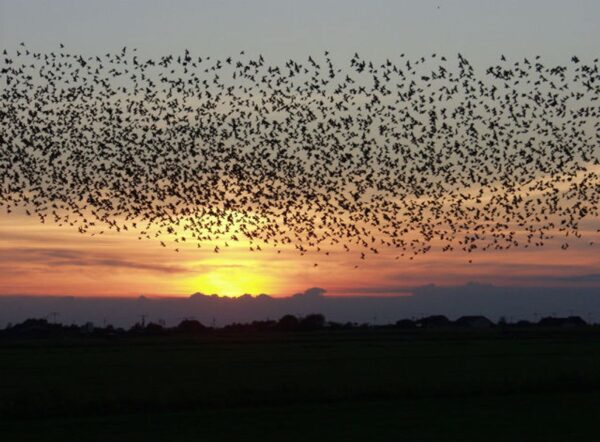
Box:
(0, 313, 593, 338)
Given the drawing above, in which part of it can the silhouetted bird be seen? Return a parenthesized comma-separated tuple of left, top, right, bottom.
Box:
(0, 44, 597, 265)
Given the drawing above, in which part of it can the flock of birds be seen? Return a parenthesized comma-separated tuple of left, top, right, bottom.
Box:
(1, 44, 599, 262)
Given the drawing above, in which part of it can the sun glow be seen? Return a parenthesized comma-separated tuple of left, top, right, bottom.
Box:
(182, 258, 278, 297)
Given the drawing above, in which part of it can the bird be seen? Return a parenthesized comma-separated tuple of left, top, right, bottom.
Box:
(0, 44, 597, 267)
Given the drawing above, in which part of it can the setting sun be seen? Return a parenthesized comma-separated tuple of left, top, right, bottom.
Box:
(182, 259, 278, 297)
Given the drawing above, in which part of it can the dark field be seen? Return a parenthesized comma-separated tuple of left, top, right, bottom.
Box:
(2, 330, 600, 441)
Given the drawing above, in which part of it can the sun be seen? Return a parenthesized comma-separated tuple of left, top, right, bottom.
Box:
(182, 258, 277, 297)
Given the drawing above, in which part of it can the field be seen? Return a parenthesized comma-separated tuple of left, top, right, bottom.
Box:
(2, 329, 600, 441)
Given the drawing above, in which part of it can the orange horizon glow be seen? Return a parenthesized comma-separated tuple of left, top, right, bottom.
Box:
(1, 206, 599, 298)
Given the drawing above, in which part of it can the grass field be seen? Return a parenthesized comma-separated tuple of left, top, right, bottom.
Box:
(2, 330, 600, 441)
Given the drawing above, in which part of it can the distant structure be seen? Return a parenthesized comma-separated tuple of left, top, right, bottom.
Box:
(455, 316, 494, 329)
(416, 315, 452, 329)
(538, 316, 587, 328)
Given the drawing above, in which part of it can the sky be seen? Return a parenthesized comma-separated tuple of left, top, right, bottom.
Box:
(2, 0, 600, 62)
(1, 0, 599, 298)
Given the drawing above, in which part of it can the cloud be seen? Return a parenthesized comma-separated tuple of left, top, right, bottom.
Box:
(194, 263, 245, 271)
(0, 229, 114, 245)
(385, 260, 600, 287)
(292, 287, 327, 298)
(2, 284, 600, 328)
(331, 286, 412, 295)
(483, 272, 600, 286)
(0, 248, 190, 274)
(544, 274, 600, 283)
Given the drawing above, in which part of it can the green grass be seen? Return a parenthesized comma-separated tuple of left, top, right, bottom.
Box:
(2, 331, 600, 441)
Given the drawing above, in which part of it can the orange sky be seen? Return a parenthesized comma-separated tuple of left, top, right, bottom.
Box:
(1, 1, 599, 298)
(1, 207, 598, 297)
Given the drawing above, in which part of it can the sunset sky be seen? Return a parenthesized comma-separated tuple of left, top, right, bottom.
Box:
(1, 0, 599, 297)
